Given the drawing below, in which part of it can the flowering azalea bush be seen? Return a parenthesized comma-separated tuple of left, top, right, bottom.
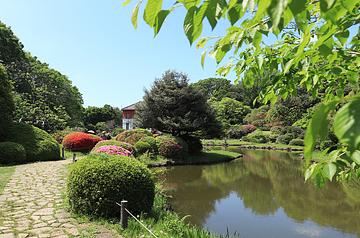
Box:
(226, 124, 257, 139)
(155, 135, 188, 159)
(92, 140, 134, 154)
(115, 129, 152, 145)
(94, 145, 132, 157)
(62, 132, 102, 152)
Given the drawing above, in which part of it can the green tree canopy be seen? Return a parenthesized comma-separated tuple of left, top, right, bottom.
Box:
(83, 104, 120, 130)
(0, 64, 15, 140)
(210, 97, 251, 129)
(190, 78, 234, 100)
(135, 70, 221, 137)
(0, 21, 84, 132)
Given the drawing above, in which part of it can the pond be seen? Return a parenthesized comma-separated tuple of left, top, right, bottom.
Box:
(161, 148, 360, 238)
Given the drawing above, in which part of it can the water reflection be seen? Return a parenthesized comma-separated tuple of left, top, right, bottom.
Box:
(162, 149, 360, 238)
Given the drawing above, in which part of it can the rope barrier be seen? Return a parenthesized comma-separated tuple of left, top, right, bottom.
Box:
(116, 202, 158, 238)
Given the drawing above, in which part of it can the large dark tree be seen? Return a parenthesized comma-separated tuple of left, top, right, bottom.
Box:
(136, 70, 221, 137)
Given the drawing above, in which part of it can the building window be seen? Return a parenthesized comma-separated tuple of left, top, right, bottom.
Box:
(126, 123, 129, 130)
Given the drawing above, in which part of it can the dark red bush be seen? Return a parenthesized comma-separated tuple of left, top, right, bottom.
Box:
(62, 132, 102, 152)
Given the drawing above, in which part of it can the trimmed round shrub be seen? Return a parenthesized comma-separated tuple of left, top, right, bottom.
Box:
(7, 123, 60, 162)
(139, 136, 158, 153)
(62, 132, 102, 152)
(156, 135, 188, 159)
(270, 126, 282, 134)
(93, 145, 132, 156)
(0, 142, 26, 164)
(92, 140, 134, 154)
(67, 154, 155, 217)
(115, 129, 152, 145)
(276, 134, 293, 145)
(134, 141, 152, 155)
(242, 130, 271, 144)
(227, 124, 257, 139)
(181, 135, 202, 154)
(289, 138, 304, 146)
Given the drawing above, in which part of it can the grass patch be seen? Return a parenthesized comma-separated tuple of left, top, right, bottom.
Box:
(0, 166, 15, 194)
(61, 146, 88, 160)
(202, 139, 303, 150)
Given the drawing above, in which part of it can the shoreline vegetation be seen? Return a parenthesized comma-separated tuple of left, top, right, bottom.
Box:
(146, 150, 242, 168)
(203, 139, 303, 152)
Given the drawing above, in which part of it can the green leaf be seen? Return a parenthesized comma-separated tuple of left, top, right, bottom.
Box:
(289, 0, 306, 16)
(257, 56, 264, 69)
(333, 96, 360, 150)
(320, 0, 336, 11)
(253, 31, 262, 50)
(131, 1, 141, 29)
(335, 30, 350, 45)
(322, 163, 337, 181)
(201, 50, 206, 68)
(352, 150, 360, 164)
(305, 164, 316, 181)
(267, 0, 289, 31)
(340, 0, 358, 11)
(143, 0, 163, 27)
(205, 0, 218, 29)
(154, 10, 170, 35)
(228, 4, 243, 25)
(196, 37, 208, 49)
(284, 58, 294, 74)
(183, 6, 206, 45)
(178, 0, 200, 9)
(304, 101, 338, 164)
(123, 0, 132, 7)
(253, 0, 271, 22)
(318, 38, 334, 56)
(322, 1, 347, 23)
(215, 44, 231, 64)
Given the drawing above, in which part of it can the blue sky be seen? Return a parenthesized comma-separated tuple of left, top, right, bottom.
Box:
(0, 0, 233, 108)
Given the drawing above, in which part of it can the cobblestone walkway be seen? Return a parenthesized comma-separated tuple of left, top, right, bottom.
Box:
(0, 160, 119, 238)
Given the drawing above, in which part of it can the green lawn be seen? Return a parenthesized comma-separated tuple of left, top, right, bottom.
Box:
(202, 139, 303, 150)
(0, 166, 15, 194)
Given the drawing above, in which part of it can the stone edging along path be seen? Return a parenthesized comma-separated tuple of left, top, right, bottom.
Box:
(0, 160, 120, 238)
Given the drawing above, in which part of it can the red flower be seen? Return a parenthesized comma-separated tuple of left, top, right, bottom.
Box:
(62, 132, 102, 152)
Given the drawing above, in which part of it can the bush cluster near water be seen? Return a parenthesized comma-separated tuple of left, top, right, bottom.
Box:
(114, 129, 203, 160)
(115, 128, 152, 145)
(67, 154, 155, 217)
(0, 123, 60, 164)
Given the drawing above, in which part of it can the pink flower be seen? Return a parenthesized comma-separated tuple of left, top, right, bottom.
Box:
(95, 145, 132, 157)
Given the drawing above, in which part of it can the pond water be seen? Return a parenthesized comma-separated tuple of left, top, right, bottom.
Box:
(161, 148, 360, 238)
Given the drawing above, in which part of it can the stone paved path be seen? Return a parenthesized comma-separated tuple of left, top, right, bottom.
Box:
(0, 160, 120, 238)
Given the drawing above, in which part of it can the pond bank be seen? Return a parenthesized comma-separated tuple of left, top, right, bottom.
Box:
(202, 139, 303, 152)
(147, 150, 242, 168)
